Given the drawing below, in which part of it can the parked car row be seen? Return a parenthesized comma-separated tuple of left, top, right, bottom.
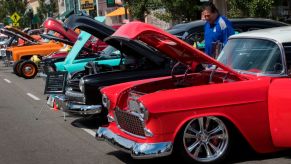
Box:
(2, 14, 291, 163)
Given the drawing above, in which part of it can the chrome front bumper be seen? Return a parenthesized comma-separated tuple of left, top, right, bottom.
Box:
(54, 95, 102, 115)
(96, 127, 173, 159)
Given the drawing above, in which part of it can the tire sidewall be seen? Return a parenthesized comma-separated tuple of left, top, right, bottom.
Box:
(19, 60, 38, 79)
(13, 59, 25, 76)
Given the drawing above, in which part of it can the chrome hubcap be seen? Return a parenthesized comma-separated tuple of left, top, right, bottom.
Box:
(183, 116, 229, 162)
(24, 66, 32, 73)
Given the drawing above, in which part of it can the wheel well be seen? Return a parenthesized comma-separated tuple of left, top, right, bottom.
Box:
(219, 117, 256, 157)
(20, 55, 33, 60)
(173, 116, 254, 153)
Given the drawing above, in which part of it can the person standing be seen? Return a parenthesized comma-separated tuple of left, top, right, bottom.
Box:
(203, 2, 234, 58)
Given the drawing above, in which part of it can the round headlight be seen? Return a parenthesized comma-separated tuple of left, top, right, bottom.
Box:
(102, 94, 110, 109)
(79, 78, 85, 93)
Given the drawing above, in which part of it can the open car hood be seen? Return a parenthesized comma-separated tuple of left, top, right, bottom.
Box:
(27, 28, 44, 35)
(113, 21, 246, 79)
(104, 36, 166, 66)
(64, 15, 115, 41)
(42, 18, 78, 42)
(0, 27, 37, 44)
(64, 31, 92, 65)
(40, 34, 92, 53)
(40, 34, 74, 46)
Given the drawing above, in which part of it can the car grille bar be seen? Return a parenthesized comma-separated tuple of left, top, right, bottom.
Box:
(65, 90, 85, 104)
(67, 80, 81, 91)
(114, 108, 145, 137)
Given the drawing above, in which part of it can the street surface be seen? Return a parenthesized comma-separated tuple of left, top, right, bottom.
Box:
(0, 62, 290, 164)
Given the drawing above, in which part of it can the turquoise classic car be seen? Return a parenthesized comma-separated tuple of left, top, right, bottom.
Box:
(54, 31, 121, 73)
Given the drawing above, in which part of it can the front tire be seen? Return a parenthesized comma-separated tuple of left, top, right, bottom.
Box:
(174, 116, 232, 164)
(13, 60, 25, 76)
(19, 60, 38, 79)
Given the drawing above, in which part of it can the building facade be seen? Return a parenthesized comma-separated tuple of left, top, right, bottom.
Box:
(27, 0, 40, 15)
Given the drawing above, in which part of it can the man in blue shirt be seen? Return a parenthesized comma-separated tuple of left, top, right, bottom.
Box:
(203, 2, 234, 58)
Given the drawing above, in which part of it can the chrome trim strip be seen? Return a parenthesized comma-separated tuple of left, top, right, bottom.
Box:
(96, 127, 173, 159)
(65, 90, 85, 98)
(64, 104, 102, 115)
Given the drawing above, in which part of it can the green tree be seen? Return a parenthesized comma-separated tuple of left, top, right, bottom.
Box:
(249, 0, 273, 17)
(0, 0, 28, 28)
(227, 0, 274, 18)
(36, 0, 58, 23)
(158, 0, 203, 23)
(126, 0, 160, 22)
(126, 0, 203, 24)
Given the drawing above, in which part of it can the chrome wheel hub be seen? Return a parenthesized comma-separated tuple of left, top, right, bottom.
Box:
(183, 116, 229, 162)
(24, 66, 32, 73)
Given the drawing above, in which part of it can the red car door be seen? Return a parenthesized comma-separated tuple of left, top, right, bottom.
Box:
(269, 78, 291, 147)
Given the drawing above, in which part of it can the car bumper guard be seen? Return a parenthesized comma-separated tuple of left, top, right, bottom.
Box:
(96, 127, 173, 159)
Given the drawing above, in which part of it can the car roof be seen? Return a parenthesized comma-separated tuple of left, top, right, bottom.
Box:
(169, 18, 288, 32)
(230, 25, 291, 43)
(230, 18, 288, 25)
(169, 20, 205, 31)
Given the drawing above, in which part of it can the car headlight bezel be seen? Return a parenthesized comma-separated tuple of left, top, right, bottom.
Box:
(128, 98, 149, 121)
(102, 94, 110, 109)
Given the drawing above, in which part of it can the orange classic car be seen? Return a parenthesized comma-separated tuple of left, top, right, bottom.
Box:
(6, 18, 78, 79)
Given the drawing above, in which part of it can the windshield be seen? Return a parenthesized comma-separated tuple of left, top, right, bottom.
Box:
(102, 45, 118, 55)
(98, 45, 120, 59)
(217, 38, 283, 75)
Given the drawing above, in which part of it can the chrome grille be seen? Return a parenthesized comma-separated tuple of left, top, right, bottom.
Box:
(67, 80, 81, 91)
(115, 108, 145, 137)
(65, 90, 85, 104)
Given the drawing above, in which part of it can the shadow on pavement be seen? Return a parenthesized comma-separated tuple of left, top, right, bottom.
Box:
(106, 147, 291, 164)
(70, 114, 106, 129)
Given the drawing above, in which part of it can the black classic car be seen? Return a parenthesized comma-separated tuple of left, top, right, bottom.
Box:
(52, 16, 190, 116)
(168, 18, 289, 51)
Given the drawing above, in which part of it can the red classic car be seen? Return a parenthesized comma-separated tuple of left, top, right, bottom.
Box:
(96, 22, 291, 163)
